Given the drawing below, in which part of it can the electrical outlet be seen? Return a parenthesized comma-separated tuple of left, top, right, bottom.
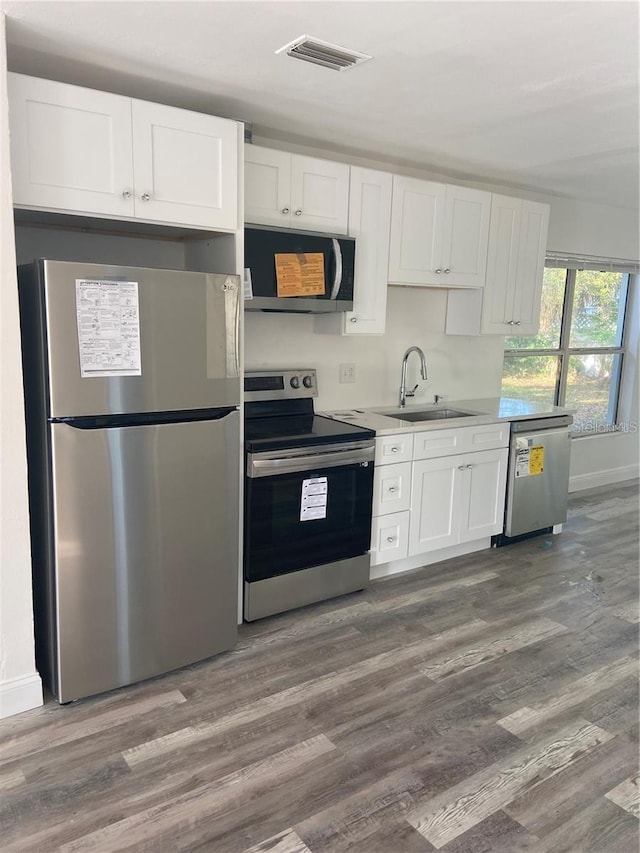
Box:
(339, 363, 356, 383)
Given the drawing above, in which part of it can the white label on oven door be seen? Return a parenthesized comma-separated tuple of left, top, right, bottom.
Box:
(300, 476, 328, 521)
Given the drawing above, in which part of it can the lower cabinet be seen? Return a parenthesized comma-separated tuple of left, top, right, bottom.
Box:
(409, 448, 507, 556)
(370, 424, 508, 567)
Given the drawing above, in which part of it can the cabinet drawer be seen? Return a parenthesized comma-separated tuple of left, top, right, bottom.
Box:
(370, 511, 409, 566)
(461, 422, 510, 452)
(372, 461, 411, 516)
(412, 422, 509, 460)
(412, 428, 465, 460)
(375, 432, 414, 465)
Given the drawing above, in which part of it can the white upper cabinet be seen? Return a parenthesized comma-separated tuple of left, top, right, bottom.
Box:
(317, 166, 392, 336)
(445, 195, 550, 335)
(9, 74, 135, 218)
(481, 196, 550, 334)
(244, 144, 350, 234)
(8, 73, 239, 231)
(388, 176, 491, 288)
(130, 100, 238, 230)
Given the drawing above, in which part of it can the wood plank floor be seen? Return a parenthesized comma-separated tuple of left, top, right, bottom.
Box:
(1, 479, 638, 852)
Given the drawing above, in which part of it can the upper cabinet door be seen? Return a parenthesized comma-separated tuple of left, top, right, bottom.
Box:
(244, 145, 292, 227)
(131, 100, 238, 230)
(480, 195, 550, 335)
(344, 167, 392, 334)
(441, 185, 491, 288)
(388, 176, 445, 285)
(8, 73, 135, 218)
(512, 201, 550, 334)
(290, 155, 350, 234)
(480, 195, 522, 334)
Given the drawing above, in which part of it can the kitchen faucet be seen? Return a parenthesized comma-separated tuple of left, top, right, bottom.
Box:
(399, 346, 428, 408)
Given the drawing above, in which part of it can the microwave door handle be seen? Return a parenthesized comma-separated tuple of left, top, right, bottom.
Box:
(329, 238, 343, 300)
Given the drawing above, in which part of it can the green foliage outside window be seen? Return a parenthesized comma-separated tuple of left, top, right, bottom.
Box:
(502, 267, 630, 430)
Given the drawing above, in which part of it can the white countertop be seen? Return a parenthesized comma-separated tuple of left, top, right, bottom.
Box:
(321, 397, 574, 436)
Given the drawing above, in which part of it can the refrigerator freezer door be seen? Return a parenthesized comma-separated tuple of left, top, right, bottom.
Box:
(32, 260, 240, 417)
(48, 413, 239, 702)
(505, 426, 572, 537)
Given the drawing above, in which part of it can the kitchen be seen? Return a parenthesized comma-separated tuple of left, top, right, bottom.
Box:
(0, 2, 639, 849)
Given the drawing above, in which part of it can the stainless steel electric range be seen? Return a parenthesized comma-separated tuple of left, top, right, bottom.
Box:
(243, 369, 375, 621)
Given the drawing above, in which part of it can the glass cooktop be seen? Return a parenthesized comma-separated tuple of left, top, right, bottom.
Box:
(244, 413, 374, 452)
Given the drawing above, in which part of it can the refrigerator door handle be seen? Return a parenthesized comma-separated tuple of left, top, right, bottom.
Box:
(222, 275, 240, 378)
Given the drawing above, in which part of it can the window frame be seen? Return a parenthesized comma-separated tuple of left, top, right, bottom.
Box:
(503, 267, 632, 435)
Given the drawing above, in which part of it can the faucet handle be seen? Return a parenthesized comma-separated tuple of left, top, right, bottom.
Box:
(406, 384, 419, 398)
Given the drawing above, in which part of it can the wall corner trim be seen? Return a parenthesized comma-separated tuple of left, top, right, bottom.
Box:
(0, 672, 43, 719)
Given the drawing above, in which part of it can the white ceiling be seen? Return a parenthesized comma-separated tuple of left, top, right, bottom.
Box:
(2, 0, 639, 211)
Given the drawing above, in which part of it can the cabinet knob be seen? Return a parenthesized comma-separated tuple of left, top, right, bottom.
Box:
(141, 193, 151, 202)
(457, 465, 465, 470)
(507, 320, 515, 325)
(388, 486, 398, 493)
(444, 268, 451, 274)
(390, 446, 399, 453)
(282, 207, 290, 215)
(350, 317, 358, 323)
(435, 268, 443, 274)
(466, 464, 473, 469)
(514, 320, 521, 326)
(295, 209, 302, 216)
(386, 536, 396, 543)
(121, 189, 132, 200)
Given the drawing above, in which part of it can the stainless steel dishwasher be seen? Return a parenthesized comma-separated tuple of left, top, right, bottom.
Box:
(494, 415, 573, 545)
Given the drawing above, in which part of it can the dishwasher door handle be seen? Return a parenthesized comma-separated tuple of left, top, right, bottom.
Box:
(510, 415, 573, 433)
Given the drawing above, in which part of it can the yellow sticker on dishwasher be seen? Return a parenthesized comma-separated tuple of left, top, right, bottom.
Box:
(529, 445, 544, 475)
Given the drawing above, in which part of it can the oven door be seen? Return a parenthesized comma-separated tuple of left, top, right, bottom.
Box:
(244, 440, 375, 582)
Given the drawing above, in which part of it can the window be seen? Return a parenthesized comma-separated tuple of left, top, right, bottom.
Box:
(502, 262, 635, 435)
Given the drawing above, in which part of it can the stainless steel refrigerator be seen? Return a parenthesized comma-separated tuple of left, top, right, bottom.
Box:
(18, 259, 241, 703)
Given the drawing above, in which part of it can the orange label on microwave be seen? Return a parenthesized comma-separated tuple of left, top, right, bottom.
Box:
(275, 253, 325, 297)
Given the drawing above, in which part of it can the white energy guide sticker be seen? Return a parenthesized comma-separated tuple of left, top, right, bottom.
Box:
(300, 476, 328, 521)
(75, 279, 142, 377)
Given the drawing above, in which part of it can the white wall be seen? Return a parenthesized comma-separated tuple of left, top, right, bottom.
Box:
(0, 15, 42, 718)
(246, 287, 506, 410)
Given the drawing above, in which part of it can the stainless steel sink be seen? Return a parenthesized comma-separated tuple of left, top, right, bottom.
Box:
(376, 408, 475, 422)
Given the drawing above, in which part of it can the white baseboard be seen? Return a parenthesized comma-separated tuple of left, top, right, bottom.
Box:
(0, 672, 43, 719)
(569, 464, 640, 492)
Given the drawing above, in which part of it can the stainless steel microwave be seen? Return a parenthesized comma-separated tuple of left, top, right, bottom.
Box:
(244, 226, 355, 313)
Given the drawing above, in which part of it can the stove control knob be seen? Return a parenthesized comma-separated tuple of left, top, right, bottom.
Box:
(303, 374, 314, 388)
(290, 376, 300, 389)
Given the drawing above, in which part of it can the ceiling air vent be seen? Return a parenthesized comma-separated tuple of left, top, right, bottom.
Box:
(276, 35, 372, 72)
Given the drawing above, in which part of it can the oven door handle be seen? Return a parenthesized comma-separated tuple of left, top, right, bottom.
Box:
(248, 441, 374, 478)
